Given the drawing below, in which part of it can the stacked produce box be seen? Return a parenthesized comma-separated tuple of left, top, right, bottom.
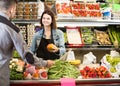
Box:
(15, 2, 38, 20)
(56, 0, 102, 19)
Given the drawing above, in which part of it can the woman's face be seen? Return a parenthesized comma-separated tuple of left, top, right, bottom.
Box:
(42, 13, 52, 27)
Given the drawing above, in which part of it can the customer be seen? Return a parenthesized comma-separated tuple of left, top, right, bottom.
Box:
(31, 9, 66, 60)
(0, 0, 54, 86)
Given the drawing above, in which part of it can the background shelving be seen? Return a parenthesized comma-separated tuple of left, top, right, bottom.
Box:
(13, 0, 120, 50)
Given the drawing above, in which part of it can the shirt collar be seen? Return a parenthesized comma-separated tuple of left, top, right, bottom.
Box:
(0, 12, 9, 20)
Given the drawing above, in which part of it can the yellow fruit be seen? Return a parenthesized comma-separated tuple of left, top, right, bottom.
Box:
(68, 60, 81, 65)
(47, 43, 55, 51)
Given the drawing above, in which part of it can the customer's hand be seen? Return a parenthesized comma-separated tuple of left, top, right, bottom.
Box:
(46, 60, 55, 68)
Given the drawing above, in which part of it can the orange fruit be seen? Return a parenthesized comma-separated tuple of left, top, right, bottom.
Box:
(47, 43, 55, 51)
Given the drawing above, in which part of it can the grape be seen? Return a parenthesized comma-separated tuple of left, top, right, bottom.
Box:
(106, 55, 120, 67)
(110, 67, 117, 73)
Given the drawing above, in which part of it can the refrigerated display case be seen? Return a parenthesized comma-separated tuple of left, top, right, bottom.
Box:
(10, 0, 120, 86)
(11, 19, 120, 86)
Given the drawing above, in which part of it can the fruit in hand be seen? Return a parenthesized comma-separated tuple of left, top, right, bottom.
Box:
(47, 43, 57, 51)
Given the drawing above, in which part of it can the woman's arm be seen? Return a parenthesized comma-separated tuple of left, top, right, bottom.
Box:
(54, 29, 66, 56)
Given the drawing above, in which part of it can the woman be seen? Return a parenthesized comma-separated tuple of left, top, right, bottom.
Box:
(31, 10, 66, 60)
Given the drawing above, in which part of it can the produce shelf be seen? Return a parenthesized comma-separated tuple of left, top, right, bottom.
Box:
(56, 18, 120, 27)
(10, 78, 120, 86)
(66, 44, 120, 50)
(13, 18, 120, 26)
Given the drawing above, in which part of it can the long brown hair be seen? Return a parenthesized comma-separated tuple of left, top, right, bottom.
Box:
(40, 9, 57, 29)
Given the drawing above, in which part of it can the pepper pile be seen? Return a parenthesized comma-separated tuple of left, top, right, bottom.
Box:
(80, 66, 111, 78)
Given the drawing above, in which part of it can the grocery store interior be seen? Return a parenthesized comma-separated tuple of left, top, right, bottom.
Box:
(10, 0, 120, 86)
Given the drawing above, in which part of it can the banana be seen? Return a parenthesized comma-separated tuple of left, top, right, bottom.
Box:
(68, 60, 81, 65)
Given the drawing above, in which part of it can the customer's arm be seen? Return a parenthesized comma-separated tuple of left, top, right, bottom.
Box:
(11, 30, 53, 67)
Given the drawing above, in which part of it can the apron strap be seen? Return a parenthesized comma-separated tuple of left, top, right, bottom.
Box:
(42, 29, 54, 44)
(0, 15, 20, 33)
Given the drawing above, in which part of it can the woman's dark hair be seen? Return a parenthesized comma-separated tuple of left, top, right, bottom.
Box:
(0, 0, 18, 10)
(40, 9, 57, 29)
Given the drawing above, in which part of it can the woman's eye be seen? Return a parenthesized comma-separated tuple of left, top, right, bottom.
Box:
(47, 18, 50, 20)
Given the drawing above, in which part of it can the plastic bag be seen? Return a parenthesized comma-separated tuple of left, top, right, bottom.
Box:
(66, 49, 75, 61)
(100, 50, 120, 78)
(60, 49, 75, 61)
(82, 52, 96, 64)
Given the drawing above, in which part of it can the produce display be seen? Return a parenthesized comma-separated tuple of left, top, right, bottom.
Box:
(95, 30, 112, 45)
(108, 26, 120, 48)
(71, 2, 86, 17)
(56, 1, 102, 18)
(10, 58, 25, 80)
(56, 0, 72, 17)
(66, 26, 84, 47)
(81, 27, 94, 44)
(10, 50, 120, 80)
(48, 60, 80, 79)
(100, 50, 120, 78)
(64, 26, 118, 47)
(68, 59, 81, 66)
(80, 66, 111, 78)
(72, 2, 101, 17)
(23, 64, 48, 80)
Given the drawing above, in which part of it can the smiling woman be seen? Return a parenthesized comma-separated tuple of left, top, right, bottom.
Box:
(30, 9, 66, 60)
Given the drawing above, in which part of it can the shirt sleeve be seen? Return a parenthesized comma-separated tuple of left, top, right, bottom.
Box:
(10, 29, 47, 67)
(56, 30, 66, 56)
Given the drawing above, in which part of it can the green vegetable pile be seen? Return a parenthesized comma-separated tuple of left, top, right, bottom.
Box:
(106, 54, 120, 73)
(10, 65, 23, 80)
(81, 27, 94, 44)
(108, 26, 120, 48)
(48, 60, 80, 79)
(10, 58, 24, 80)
